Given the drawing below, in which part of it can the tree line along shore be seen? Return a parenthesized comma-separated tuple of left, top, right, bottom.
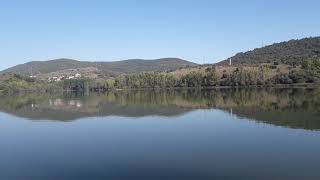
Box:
(0, 58, 320, 94)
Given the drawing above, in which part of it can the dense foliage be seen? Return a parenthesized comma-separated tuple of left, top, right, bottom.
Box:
(62, 78, 115, 92)
(220, 66, 270, 86)
(0, 74, 56, 94)
(114, 66, 219, 89)
(279, 58, 320, 84)
(218, 37, 320, 65)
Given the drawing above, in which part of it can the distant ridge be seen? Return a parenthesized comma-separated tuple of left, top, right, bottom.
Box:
(218, 37, 320, 65)
(1, 58, 198, 76)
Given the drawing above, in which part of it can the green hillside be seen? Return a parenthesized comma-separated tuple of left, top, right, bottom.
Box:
(218, 37, 320, 65)
(1, 58, 197, 76)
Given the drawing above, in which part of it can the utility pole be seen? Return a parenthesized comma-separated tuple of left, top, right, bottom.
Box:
(229, 57, 232, 66)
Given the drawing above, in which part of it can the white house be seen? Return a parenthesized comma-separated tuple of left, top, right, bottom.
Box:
(75, 73, 81, 78)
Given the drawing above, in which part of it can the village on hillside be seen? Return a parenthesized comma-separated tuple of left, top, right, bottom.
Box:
(47, 73, 82, 82)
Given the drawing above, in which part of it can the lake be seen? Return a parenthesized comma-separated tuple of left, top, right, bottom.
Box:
(0, 88, 319, 180)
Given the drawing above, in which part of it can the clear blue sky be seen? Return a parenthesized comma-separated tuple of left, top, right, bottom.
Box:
(1, 0, 320, 70)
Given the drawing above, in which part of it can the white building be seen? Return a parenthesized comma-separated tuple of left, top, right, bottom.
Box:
(75, 73, 81, 78)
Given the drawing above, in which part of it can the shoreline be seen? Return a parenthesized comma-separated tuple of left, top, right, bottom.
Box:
(114, 83, 320, 91)
(1, 83, 319, 95)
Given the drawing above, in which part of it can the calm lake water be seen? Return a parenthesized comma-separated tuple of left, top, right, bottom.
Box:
(0, 88, 320, 180)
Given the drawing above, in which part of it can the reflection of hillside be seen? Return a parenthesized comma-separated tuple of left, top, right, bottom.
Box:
(213, 88, 320, 130)
(0, 93, 193, 121)
(233, 110, 320, 130)
(0, 88, 319, 130)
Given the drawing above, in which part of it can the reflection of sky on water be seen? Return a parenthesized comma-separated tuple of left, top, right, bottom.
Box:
(0, 109, 319, 180)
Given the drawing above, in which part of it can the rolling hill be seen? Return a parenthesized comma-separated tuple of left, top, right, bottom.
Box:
(1, 58, 198, 77)
(217, 36, 320, 65)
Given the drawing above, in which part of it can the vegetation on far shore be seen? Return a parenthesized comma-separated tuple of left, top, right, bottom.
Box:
(1, 58, 320, 94)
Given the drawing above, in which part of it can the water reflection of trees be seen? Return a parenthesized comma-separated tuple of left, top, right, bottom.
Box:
(0, 88, 319, 130)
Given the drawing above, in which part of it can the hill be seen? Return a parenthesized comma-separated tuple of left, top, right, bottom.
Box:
(1, 58, 197, 77)
(217, 37, 320, 65)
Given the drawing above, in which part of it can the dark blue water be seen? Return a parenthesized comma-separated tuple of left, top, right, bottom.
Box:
(0, 88, 319, 180)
